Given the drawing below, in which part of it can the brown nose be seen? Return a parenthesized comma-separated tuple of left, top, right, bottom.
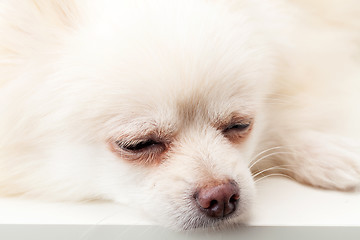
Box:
(195, 181, 240, 218)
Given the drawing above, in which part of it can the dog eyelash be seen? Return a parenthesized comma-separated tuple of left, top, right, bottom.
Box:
(111, 139, 168, 165)
(115, 139, 165, 152)
(223, 122, 251, 133)
(221, 119, 253, 144)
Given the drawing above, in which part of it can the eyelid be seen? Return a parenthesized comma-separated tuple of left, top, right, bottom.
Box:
(213, 112, 253, 129)
(116, 139, 164, 152)
(223, 122, 251, 132)
(109, 139, 168, 166)
(220, 116, 253, 130)
(221, 118, 253, 144)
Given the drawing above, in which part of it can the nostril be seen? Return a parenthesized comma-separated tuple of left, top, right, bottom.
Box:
(230, 194, 239, 204)
(209, 200, 218, 209)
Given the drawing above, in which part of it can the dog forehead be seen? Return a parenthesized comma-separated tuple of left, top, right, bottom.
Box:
(60, 0, 271, 130)
(126, 78, 256, 131)
(173, 79, 256, 121)
(67, 0, 267, 78)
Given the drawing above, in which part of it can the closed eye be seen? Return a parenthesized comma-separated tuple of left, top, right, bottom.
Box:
(110, 138, 168, 166)
(116, 139, 165, 152)
(222, 119, 253, 144)
(223, 123, 250, 133)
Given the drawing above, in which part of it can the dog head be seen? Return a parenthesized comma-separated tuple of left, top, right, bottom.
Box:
(2, 0, 275, 229)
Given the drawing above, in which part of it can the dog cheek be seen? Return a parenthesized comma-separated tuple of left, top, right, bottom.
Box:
(132, 164, 195, 227)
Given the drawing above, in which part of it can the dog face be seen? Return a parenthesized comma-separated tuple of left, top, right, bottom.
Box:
(0, 0, 275, 229)
(63, 3, 273, 229)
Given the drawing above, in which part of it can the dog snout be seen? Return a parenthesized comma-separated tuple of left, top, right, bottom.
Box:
(195, 181, 240, 219)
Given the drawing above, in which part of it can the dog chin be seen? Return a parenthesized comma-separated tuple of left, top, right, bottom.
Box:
(150, 200, 253, 231)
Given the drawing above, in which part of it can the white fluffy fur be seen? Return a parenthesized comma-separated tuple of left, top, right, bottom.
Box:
(0, 0, 359, 230)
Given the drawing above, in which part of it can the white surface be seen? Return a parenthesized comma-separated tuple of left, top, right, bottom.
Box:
(252, 177, 360, 226)
(0, 177, 359, 226)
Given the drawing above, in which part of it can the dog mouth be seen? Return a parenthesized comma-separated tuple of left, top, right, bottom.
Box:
(177, 207, 243, 231)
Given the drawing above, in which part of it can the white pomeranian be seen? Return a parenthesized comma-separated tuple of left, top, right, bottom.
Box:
(0, 0, 359, 230)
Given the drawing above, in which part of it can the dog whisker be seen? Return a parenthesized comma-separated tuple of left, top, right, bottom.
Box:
(249, 151, 294, 170)
(255, 173, 296, 183)
(249, 146, 289, 165)
(252, 165, 295, 178)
